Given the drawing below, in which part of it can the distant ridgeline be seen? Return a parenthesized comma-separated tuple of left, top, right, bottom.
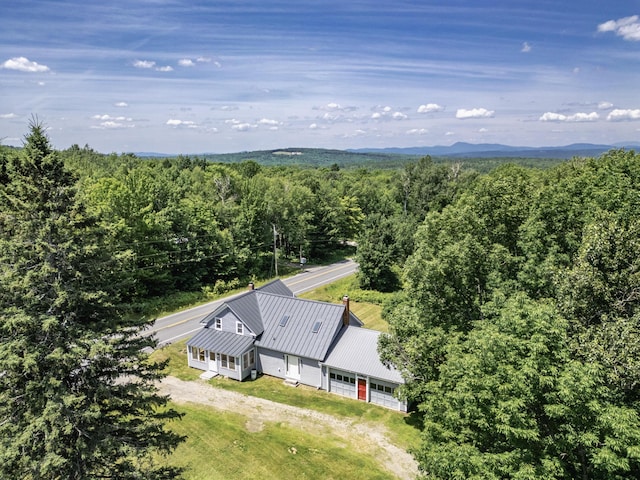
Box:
(5, 143, 633, 173)
(136, 143, 636, 172)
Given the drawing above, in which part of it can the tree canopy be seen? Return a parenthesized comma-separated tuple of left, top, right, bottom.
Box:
(0, 122, 184, 479)
(380, 149, 640, 479)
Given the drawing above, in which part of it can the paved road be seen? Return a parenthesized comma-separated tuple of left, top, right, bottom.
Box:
(151, 259, 357, 346)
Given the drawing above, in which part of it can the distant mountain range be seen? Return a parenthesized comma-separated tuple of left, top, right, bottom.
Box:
(349, 142, 640, 159)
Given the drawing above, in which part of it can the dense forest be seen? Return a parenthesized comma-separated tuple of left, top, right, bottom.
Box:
(2, 123, 639, 479)
(380, 149, 640, 479)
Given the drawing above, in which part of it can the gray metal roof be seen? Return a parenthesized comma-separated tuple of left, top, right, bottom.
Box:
(187, 328, 255, 357)
(254, 294, 345, 361)
(257, 279, 294, 297)
(324, 327, 404, 384)
(225, 292, 263, 335)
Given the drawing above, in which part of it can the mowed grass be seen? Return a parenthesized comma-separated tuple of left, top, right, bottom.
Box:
(298, 274, 397, 332)
(164, 402, 395, 480)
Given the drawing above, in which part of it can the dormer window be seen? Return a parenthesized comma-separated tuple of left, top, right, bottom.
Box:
(215, 318, 222, 330)
(236, 322, 244, 335)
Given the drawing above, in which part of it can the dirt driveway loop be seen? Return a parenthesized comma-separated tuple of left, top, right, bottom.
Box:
(159, 376, 418, 479)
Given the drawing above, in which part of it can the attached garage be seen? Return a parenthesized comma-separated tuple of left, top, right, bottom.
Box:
(323, 327, 407, 412)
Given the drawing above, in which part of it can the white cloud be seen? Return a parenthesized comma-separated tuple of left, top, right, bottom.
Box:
(1, 56, 50, 72)
(407, 128, 428, 135)
(179, 58, 195, 67)
(91, 121, 135, 129)
(606, 109, 640, 121)
(0, 113, 17, 119)
(417, 103, 443, 113)
(231, 122, 257, 131)
(155, 65, 173, 72)
(258, 118, 281, 130)
(322, 112, 342, 122)
(114, 102, 128, 108)
(316, 102, 356, 112)
(344, 129, 367, 137)
(598, 101, 614, 110)
(521, 42, 532, 53)
(598, 15, 640, 41)
(92, 114, 132, 121)
(479, 127, 489, 133)
(539, 111, 599, 122)
(196, 56, 211, 63)
(258, 118, 280, 126)
(371, 105, 408, 120)
(309, 123, 318, 129)
(166, 119, 196, 127)
(133, 60, 155, 69)
(456, 108, 495, 119)
(445, 131, 455, 136)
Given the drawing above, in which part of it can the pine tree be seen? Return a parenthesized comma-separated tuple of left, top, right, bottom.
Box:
(0, 121, 184, 479)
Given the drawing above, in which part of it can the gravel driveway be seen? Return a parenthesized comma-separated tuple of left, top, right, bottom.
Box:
(159, 376, 419, 480)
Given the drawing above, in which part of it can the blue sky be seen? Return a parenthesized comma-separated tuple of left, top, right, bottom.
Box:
(1, 0, 639, 153)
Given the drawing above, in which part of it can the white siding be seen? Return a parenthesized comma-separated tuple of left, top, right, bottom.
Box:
(299, 357, 322, 388)
(258, 348, 285, 379)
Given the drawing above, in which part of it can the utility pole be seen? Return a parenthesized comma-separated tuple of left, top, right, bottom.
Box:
(273, 224, 278, 277)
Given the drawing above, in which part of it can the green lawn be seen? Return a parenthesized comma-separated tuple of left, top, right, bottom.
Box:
(163, 403, 396, 480)
(298, 274, 398, 332)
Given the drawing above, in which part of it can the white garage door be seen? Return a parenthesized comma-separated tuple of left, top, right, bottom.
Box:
(369, 381, 398, 409)
(329, 371, 356, 398)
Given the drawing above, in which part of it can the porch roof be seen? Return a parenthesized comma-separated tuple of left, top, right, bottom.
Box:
(187, 328, 255, 357)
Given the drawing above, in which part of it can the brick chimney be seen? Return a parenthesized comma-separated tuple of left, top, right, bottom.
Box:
(342, 295, 350, 326)
(248, 282, 255, 290)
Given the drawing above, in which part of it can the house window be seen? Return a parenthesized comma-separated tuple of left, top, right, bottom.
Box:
(209, 351, 216, 361)
(243, 350, 256, 369)
(191, 347, 205, 362)
(221, 354, 236, 370)
(215, 318, 222, 330)
(330, 372, 336, 379)
(236, 322, 244, 335)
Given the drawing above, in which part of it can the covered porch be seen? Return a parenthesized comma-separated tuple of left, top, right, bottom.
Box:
(187, 329, 257, 381)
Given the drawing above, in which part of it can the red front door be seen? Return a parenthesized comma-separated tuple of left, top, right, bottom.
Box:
(358, 378, 366, 401)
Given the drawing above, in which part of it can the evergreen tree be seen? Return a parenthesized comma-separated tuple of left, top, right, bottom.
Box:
(0, 122, 184, 479)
